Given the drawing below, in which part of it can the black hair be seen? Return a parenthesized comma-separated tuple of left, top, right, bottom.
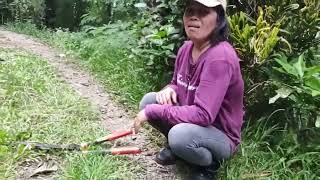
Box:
(208, 5, 229, 47)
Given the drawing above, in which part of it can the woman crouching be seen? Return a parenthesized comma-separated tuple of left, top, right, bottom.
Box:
(132, 0, 244, 179)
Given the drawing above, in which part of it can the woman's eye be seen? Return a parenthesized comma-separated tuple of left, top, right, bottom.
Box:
(184, 7, 210, 17)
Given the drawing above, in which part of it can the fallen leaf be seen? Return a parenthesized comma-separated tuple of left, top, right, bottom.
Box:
(241, 171, 272, 179)
(29, 160, 58, 177)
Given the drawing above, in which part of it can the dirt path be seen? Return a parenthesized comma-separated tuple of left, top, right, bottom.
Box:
(0, 29, 177, 180)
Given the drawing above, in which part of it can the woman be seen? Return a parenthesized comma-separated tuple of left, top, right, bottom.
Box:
(132, 0, 244, 179)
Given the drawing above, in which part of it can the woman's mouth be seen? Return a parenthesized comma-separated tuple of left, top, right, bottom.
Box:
(187, 25, 200, 29)
(187, 25, 200, 32)
(186, 24, 200, 31)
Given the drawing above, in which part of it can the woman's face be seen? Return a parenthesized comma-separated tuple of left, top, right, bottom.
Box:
(183, 1, 218, 44)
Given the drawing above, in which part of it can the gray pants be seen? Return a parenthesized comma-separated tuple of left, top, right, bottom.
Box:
(139, 92, 232, 166)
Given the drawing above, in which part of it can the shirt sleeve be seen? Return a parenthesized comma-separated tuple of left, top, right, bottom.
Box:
(145, 60, 232, 126)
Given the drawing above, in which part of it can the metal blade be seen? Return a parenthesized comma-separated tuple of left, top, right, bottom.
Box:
(20, 142, 81, 151)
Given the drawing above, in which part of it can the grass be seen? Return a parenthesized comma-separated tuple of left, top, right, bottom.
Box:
(4, 22, 320, 179)
(4, 22, 157, 109)
(0, 48, 138, 179)
(220, 118, 320, 179)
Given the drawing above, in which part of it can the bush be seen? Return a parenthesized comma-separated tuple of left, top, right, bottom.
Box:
(9, 0, 45, 24)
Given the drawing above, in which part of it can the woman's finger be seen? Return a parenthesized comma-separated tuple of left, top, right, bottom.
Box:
(131, 126, 136, 135)
(171, 91, 178, 104)
(156, 92, 161, 104)
(133, 120, 141, 134)
(161, 93, 168, 104)
(157, 92, 163, 104)
(157, 91, 162, 104)
(159, 93, 165, 104)
(157, 92, 164, 104)
(165, 91, 172, 104)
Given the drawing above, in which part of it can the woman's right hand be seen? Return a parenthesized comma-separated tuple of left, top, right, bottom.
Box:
(156, 87, 178, 105)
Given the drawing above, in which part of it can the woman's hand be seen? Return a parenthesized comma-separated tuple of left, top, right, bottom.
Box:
(156, 87, 178, 105)
(132, 109, 148, 134)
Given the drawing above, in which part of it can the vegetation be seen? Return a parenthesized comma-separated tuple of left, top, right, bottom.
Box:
(1, 0, 320, 179)
(0, 49, 137, 179)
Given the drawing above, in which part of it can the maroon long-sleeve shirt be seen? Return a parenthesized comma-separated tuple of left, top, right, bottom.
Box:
(145, 41, 244, 152)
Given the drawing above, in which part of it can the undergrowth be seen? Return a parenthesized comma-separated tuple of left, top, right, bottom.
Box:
(4, 22, 320, 179)
(0, 48, 137, 179)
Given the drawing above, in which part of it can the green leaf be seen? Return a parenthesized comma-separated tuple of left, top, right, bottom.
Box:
(134, 3, 147, 8)
(311, 90, 320, 96)
(316, 116, 320, 128)
(305, 66, 320, 78)
(293, 54, 306, 79)
(156, 31, 167, 38)
(164, 26, 176, 35)
(146, 59, 154, 66)
(305, 76, 320, 91)
(15, 131, 32, 141)
(273, 67, 286, 74)
(275, 57, 297, 77)
(0, 130, 8, 145)
(162, 43, 174, 51)
(285, 4, 300, 11)
(0, 145, 9, 156)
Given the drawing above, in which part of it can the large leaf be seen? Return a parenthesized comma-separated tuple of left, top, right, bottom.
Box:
(305, 76, 320, 91)
(304, 66, 320, 78)
(293, 54, 306, 79)
(274, 56, 297, 76)
(302, 86, 320, 96)
(311, 90, 320, 96)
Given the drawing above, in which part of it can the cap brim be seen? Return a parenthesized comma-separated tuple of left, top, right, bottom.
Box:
(195, 0, 221, 8)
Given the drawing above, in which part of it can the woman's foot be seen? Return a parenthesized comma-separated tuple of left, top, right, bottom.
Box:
(189, 162, 220, 180)
(189, 167, 217, 180)
(155, 147, 176, 165)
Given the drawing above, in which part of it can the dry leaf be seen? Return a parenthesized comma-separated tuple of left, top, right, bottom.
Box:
(29, 160, 58, 177)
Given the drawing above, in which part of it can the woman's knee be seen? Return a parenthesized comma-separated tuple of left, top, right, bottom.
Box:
(168, 123, 193, 151)
(139, 92, 157, 110)
(168, 123, 213, 166)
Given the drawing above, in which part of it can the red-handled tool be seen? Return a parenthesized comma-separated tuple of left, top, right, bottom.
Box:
(94, 129, 133, 144)
(80, 129, 134, 150)
(83, 146, 141, 155)
(21, 129, 141, 156)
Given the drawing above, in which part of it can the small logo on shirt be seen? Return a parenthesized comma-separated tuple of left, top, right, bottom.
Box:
(177, 74, 197, 90)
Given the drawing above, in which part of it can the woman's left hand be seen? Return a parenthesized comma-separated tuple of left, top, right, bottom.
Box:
(132, 110, 148, 134)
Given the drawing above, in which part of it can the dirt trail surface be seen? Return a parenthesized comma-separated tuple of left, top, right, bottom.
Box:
(0, 29, 177, 180)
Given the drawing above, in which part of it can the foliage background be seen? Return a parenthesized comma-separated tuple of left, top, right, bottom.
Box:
(1, 0, 320, 179)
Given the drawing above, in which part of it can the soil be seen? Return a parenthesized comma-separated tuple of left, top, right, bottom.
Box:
(0, 29, 177, 180)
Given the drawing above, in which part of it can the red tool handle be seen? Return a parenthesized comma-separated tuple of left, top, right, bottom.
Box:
(110, 146, 141, 155)
(95, 129, 133, 144)
(82, 146, 141, 155)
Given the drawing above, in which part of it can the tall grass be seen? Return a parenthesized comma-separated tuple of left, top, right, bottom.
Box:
(220, 118, 320, 179)
(4, 22, 320, 179)
(0, 48, 137, 179)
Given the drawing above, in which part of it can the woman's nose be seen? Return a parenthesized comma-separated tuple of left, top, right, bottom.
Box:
(190, 16, 199, 21)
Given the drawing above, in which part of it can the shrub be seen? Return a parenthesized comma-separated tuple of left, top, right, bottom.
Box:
(9, 0, 45, 24)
